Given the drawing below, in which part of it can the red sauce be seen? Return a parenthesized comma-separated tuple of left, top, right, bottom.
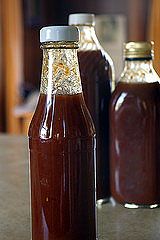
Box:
(78, 50, 112, 201)
(29, 93, 97, 240)
(110, 82, 160, 205)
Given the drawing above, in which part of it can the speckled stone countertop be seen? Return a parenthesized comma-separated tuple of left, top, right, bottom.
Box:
(0, 135, 160, 240)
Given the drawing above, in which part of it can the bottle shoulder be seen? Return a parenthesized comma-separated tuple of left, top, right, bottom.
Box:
(110, 81, 160, 116)
(28, 93, 95, 140)
(119, 67, 160, 84)
(78, 48, 115, 91)
(78, 48, 114, 72)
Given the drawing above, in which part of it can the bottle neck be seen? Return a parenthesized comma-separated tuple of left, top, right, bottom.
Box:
(40, 42, 82, 95)
(124, 58, 153, 70)
(76, 25, 101, 50)
(120, 58, 159, 83)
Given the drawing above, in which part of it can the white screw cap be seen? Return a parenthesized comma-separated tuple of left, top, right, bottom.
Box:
(68, 13, 95, 26)
(40, 26, 79, 43)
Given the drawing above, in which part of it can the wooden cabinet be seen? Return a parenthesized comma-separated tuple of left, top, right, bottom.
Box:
(1, 0, 24, 133)
(0, 0, 5, 132)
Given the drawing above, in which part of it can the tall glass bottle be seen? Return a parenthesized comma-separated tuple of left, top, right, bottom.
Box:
(69, 13, 115, 203)
(110, 42, 160, 208)
(28, 26, 97, 240)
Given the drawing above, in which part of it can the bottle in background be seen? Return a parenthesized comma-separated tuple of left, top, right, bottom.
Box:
(110, 41, 160, 208)
(28, 26, 97, 240)
(69, 13, 115, 203)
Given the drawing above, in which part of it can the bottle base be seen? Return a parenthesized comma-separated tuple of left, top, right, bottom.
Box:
(124, 203, 160, 209)
(96, 198, 110, 206)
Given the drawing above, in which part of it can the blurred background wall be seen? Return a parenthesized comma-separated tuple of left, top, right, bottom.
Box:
(0, 0, 158, 134)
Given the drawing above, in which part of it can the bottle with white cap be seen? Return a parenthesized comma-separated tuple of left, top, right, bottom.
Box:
(69, 13, 115, 203)
(28, 26, 97, 240)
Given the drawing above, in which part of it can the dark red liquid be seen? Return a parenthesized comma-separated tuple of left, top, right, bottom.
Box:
(78, 50, 112, 201)
(29, 93, 97, 240)
(110, 82, 160, 205)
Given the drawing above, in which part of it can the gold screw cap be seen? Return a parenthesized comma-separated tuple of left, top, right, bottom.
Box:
(124, 41, 154, 59)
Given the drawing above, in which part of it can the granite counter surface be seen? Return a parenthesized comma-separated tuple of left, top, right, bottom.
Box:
(0, 135, 160, 240)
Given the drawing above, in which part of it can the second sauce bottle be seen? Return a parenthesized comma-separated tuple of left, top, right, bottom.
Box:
(110, 42, 160, 208)
(69, 13, 115, 203)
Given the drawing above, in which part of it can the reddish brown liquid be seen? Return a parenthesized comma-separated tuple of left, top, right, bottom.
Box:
(29, 93, 97, 240)
(110, 82, 160, 205)
(78, 50, 112, 201)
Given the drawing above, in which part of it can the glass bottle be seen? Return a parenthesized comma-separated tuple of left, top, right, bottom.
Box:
(110, 41, 160, 208)
(28, 26, 97, 240)
(69, 13, 115, 203)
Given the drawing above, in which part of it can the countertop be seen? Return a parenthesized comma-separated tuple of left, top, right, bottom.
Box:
(0, 135, 160, 240)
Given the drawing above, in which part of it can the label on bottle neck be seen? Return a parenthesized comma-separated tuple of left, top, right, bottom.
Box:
(40, 48, 82, 95)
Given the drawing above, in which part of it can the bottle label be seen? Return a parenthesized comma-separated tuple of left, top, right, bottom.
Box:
(40, 48, 82, 95)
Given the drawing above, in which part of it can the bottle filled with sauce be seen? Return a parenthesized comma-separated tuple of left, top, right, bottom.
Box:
(110, 41, 160, 208)
(28, 26, 97, 240)
(69, 13, 115, 203)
